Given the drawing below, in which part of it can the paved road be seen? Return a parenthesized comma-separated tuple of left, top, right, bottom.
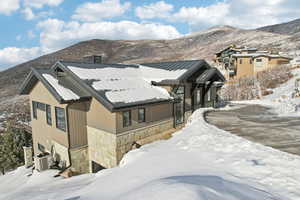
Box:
(205, 104, 300, 156)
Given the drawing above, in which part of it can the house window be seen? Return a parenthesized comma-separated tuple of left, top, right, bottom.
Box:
(46, 105, 52, 125)
(207, 88, 211, 101)
(37, 102, 46, 111)
(38, 143, 45, 152)
(55, 107, 66, 131)
(196, 89, 201, 105)
(138, 108, 145, 123)
(239, 59, 242, 64)
(32, 101, 37, 119)
(256, 58, 262, 62)
(123, 111, 131, 127)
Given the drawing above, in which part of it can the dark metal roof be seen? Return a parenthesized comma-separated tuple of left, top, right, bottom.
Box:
(141, 60, 205, 71)
(60, 61, 138, 69)
(196, 67, 226, 84)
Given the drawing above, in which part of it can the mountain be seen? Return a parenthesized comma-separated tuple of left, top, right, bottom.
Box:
(1, 19, 300, 103)
(257, 18, 300, 35)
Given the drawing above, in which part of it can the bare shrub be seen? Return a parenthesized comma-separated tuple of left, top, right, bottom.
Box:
(220, 65, 292, 101)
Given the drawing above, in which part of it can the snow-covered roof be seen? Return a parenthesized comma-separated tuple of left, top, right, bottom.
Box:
(42, 74, 80, 101)
(19, 59, 215, 111)
(67, 65, 186, 104)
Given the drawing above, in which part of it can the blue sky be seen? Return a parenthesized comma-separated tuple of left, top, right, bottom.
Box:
(0, 0, 299, 70)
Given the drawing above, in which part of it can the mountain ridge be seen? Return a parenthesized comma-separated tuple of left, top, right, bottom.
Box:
(0, 19, 300, 101)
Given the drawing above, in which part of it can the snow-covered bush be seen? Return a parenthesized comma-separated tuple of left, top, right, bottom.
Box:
(220, 65, 292, 101)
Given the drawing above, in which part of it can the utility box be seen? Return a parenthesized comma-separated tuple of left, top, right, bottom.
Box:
(23, 146, 33, 168)
(35, 155, 50, 172)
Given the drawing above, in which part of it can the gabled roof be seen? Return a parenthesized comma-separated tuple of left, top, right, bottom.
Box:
(19, 68, 90, 103)
(196, 68, 226, 84)
(20, 59, 225, 112)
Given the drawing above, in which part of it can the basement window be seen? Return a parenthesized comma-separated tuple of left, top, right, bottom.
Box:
(256, 58, 262, 62)
(55, 107, 66, 132)
(123, 110, 132, 127)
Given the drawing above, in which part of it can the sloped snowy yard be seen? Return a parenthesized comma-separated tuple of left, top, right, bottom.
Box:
(1, 106, 300, 200)
(1, 68, 300, 200)
(237, 68, 300, 117)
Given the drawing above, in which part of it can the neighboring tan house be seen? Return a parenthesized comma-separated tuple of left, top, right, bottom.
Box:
(19, 58, 225, 174)
(214, 46, 291, 79)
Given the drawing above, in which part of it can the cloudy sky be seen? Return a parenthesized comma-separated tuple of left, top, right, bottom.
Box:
(0, 0, 299, 70)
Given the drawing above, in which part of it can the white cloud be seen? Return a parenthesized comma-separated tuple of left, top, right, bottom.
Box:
(23, 0, 64, 9)
(171, 0, 300, 31)
(0, 0, 20, 15)
(37, 18, 181, 52)
(72, 0, 131, 22)
(135, 1, 173, 19)
(22, 7, 35, 20)
(0, 47, 41, 68)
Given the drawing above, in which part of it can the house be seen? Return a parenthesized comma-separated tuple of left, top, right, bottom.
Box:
(19, 58, 225, 174)
(214, 46, 292, 79)
(291, 57, 300, 67)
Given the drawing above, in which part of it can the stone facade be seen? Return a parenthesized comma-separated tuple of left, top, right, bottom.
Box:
(70, 146, 89, 174)
(87, 126, 117, 170)
(116, 119, 174, 163)
(23, 146, 33, 168)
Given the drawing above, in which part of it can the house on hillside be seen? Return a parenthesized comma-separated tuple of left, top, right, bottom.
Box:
(214, 45, 292, 79)
(19, 58, 225, 174)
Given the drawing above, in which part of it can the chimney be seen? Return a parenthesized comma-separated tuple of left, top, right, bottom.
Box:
(83, 55, 102, 64)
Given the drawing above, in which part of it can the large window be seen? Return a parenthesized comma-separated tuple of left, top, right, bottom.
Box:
(138, 108, 145, 123)
(55, 107, 66, 131)
(123, 111, 132, 127)
(32, 101, 37, 119)
(37, 102, 46, 111)
(46, 104, 52, 125)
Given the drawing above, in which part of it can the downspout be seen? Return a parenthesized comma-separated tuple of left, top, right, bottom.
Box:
(64, 103, 72, 170)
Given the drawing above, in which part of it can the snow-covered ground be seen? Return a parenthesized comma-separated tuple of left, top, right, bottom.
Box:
(1, 69, 300, 200)
(1, 105, 300, 199)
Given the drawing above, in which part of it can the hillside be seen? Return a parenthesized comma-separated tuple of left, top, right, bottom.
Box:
(258, 18, 300, 35)
(1, 19, 300, 102)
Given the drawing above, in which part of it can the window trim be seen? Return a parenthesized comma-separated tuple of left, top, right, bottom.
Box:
(122, 110, 132, 127)
(138, 108, 146, 123)
(46, 104, 52, 126)
(55, 107, 66, 132)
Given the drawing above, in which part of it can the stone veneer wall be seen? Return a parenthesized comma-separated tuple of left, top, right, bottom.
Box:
(87, 126, 117, 170)
(116, 118, 174, 163)
(70, 146, 89, 174)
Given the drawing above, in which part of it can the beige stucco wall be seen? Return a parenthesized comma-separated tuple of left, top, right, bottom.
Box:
(115, 102, 173, 134)
(86, 98, 117, 134)
(236, 57, 254, 78)
(30, 81, 69, 158)
(254, 56, 269, 73)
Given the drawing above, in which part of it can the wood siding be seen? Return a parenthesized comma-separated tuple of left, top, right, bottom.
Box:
(68, 102, 88, 148)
